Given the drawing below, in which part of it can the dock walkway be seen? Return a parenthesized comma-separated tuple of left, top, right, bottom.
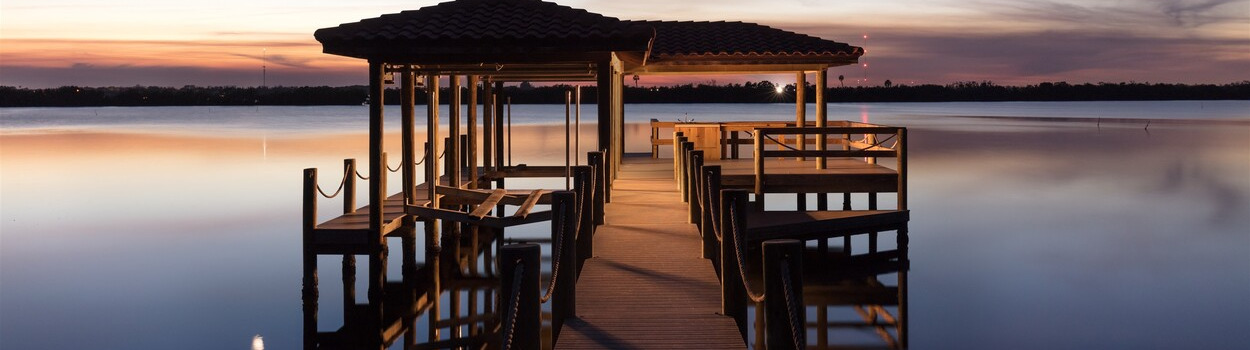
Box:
(558, 154, 745, 349)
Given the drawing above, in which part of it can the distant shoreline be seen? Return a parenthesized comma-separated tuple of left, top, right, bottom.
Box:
(2, 81, 1247, 107)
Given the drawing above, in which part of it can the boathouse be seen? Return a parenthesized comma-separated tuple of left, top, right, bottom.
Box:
(302, 0, 907, 348)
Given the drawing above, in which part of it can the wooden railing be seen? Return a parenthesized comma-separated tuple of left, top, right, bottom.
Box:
(651, 119, 874, 159)
(752, 126, 907, 210)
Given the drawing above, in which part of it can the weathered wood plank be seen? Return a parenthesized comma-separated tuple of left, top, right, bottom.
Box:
(468, 189, 507, 218)
(557, 155, 745, 349)
(512, 189, 544, 219)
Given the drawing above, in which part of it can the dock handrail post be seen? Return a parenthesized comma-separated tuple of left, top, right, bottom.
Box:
(688, 150, 704, 223)
(721, 189, 749, 339)
(551, 190, 578, 341)
(898, 127, 908, 211)
(301, 168, 319, 350)
(753, 129, 766, 208)
(587, 151, 606, 225)
(499, 244, 540, 350)
(344, 159, 357, 213)
(573, 165, 594, 270)
(701, 165, 722, 260)
(679, 139, 693, 202)
(673, 131, 684, 176)
(764, 239, 805, 350)
(650, 118, 660, 158)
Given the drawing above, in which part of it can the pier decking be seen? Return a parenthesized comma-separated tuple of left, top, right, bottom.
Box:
(558, 154, 745, 349)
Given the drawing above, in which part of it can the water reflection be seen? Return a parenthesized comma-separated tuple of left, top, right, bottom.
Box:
(303, 222, 528, 349)
(743, 225, 910, 349)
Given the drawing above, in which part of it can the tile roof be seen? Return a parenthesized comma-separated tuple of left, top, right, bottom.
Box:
(628, 21, 863, 62)
(315, 0, 653, 60)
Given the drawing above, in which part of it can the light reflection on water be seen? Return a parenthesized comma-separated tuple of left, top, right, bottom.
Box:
(1, 102, 1247, 349)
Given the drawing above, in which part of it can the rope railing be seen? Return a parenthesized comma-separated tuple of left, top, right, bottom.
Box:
(780, 261, 806, 349)
(353, 147, 448, 180)
(501, 261, 524, 350)
(727, 196, 766, 303)
(315, 167, 351, 199)
(540, 200, 570, 303)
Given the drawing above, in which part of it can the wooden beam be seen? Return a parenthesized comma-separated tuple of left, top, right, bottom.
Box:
(468, 189, 507, 219)
(512, 190, 545, 219)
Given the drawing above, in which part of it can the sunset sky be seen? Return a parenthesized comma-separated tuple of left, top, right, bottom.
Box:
(2, 0, 1247, 88)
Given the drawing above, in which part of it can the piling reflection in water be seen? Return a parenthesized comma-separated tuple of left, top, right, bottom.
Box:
(302, 222, 543, 349)
(744, 225, 910, 349)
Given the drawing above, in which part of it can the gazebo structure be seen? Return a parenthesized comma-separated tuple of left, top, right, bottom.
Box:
(301, 1, 912, 349)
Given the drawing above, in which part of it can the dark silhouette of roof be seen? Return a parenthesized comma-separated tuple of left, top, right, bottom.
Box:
(315, 0, 653, 61)
(629, 21, 863, 63)
(315, 0, 862, 68)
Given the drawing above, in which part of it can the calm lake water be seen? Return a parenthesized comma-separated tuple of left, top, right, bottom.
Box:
(2, 101, 1248, 349)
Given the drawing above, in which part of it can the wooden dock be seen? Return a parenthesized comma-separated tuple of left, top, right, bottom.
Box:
(557, 154, 746, 349)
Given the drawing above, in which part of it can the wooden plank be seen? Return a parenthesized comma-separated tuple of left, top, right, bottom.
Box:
(511, 189, 544, 219)
(558, 156, 745, 349)
(468, 189, 506, 219)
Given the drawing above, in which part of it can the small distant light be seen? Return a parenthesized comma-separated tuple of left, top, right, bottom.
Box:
(252, 335, 264, 350)
(863, 35, 869, 39)
(775, 85, 784, 93)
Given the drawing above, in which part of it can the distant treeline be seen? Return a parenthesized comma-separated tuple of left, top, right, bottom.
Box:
(2, 81, 1247, 107)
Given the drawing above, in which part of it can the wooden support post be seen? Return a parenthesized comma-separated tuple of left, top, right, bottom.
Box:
(573, 165, 594, 270)
(898, 128, 908, 211)
(365, 61, 387, 348)
(753, 131, 765, 208)
(603, 149, 612, 203)
(468, 76, 479, 189)
(688, 150, 704, 224)
(301, 168, 318, 350)
(494, 81, 505, 171)
(721, 189, 750, 340)
(402, 70, 416, 204)
(730, 131, 740, 159)
(796, 71, 806, 161)
(449, 75, 462, 189)
(551, 190, 578, 342)
(596, 60, 618, 194)
(672, 131, 684, 178)
(344, 159, 357, 213)
(816, 68, 828, 170)
(367, 61, 385, 236)
(764, 239, 804, 350)
(588, 151, 606, 225)
(426, 75, 440, 208)
(701, 165, 721, 260)
(651, 118, 660, 158)
(482, 79, 494, 175)
(680, 140, 693, 202)
(500, 244, 541, 350)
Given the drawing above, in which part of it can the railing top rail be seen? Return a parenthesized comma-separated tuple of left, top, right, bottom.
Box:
(754, 126, 904, 135)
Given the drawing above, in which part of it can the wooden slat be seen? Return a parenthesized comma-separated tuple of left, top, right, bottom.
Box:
(511, 189, 544, 219)
(558, 156, 745, 349)
(468, 189, 506, 219)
